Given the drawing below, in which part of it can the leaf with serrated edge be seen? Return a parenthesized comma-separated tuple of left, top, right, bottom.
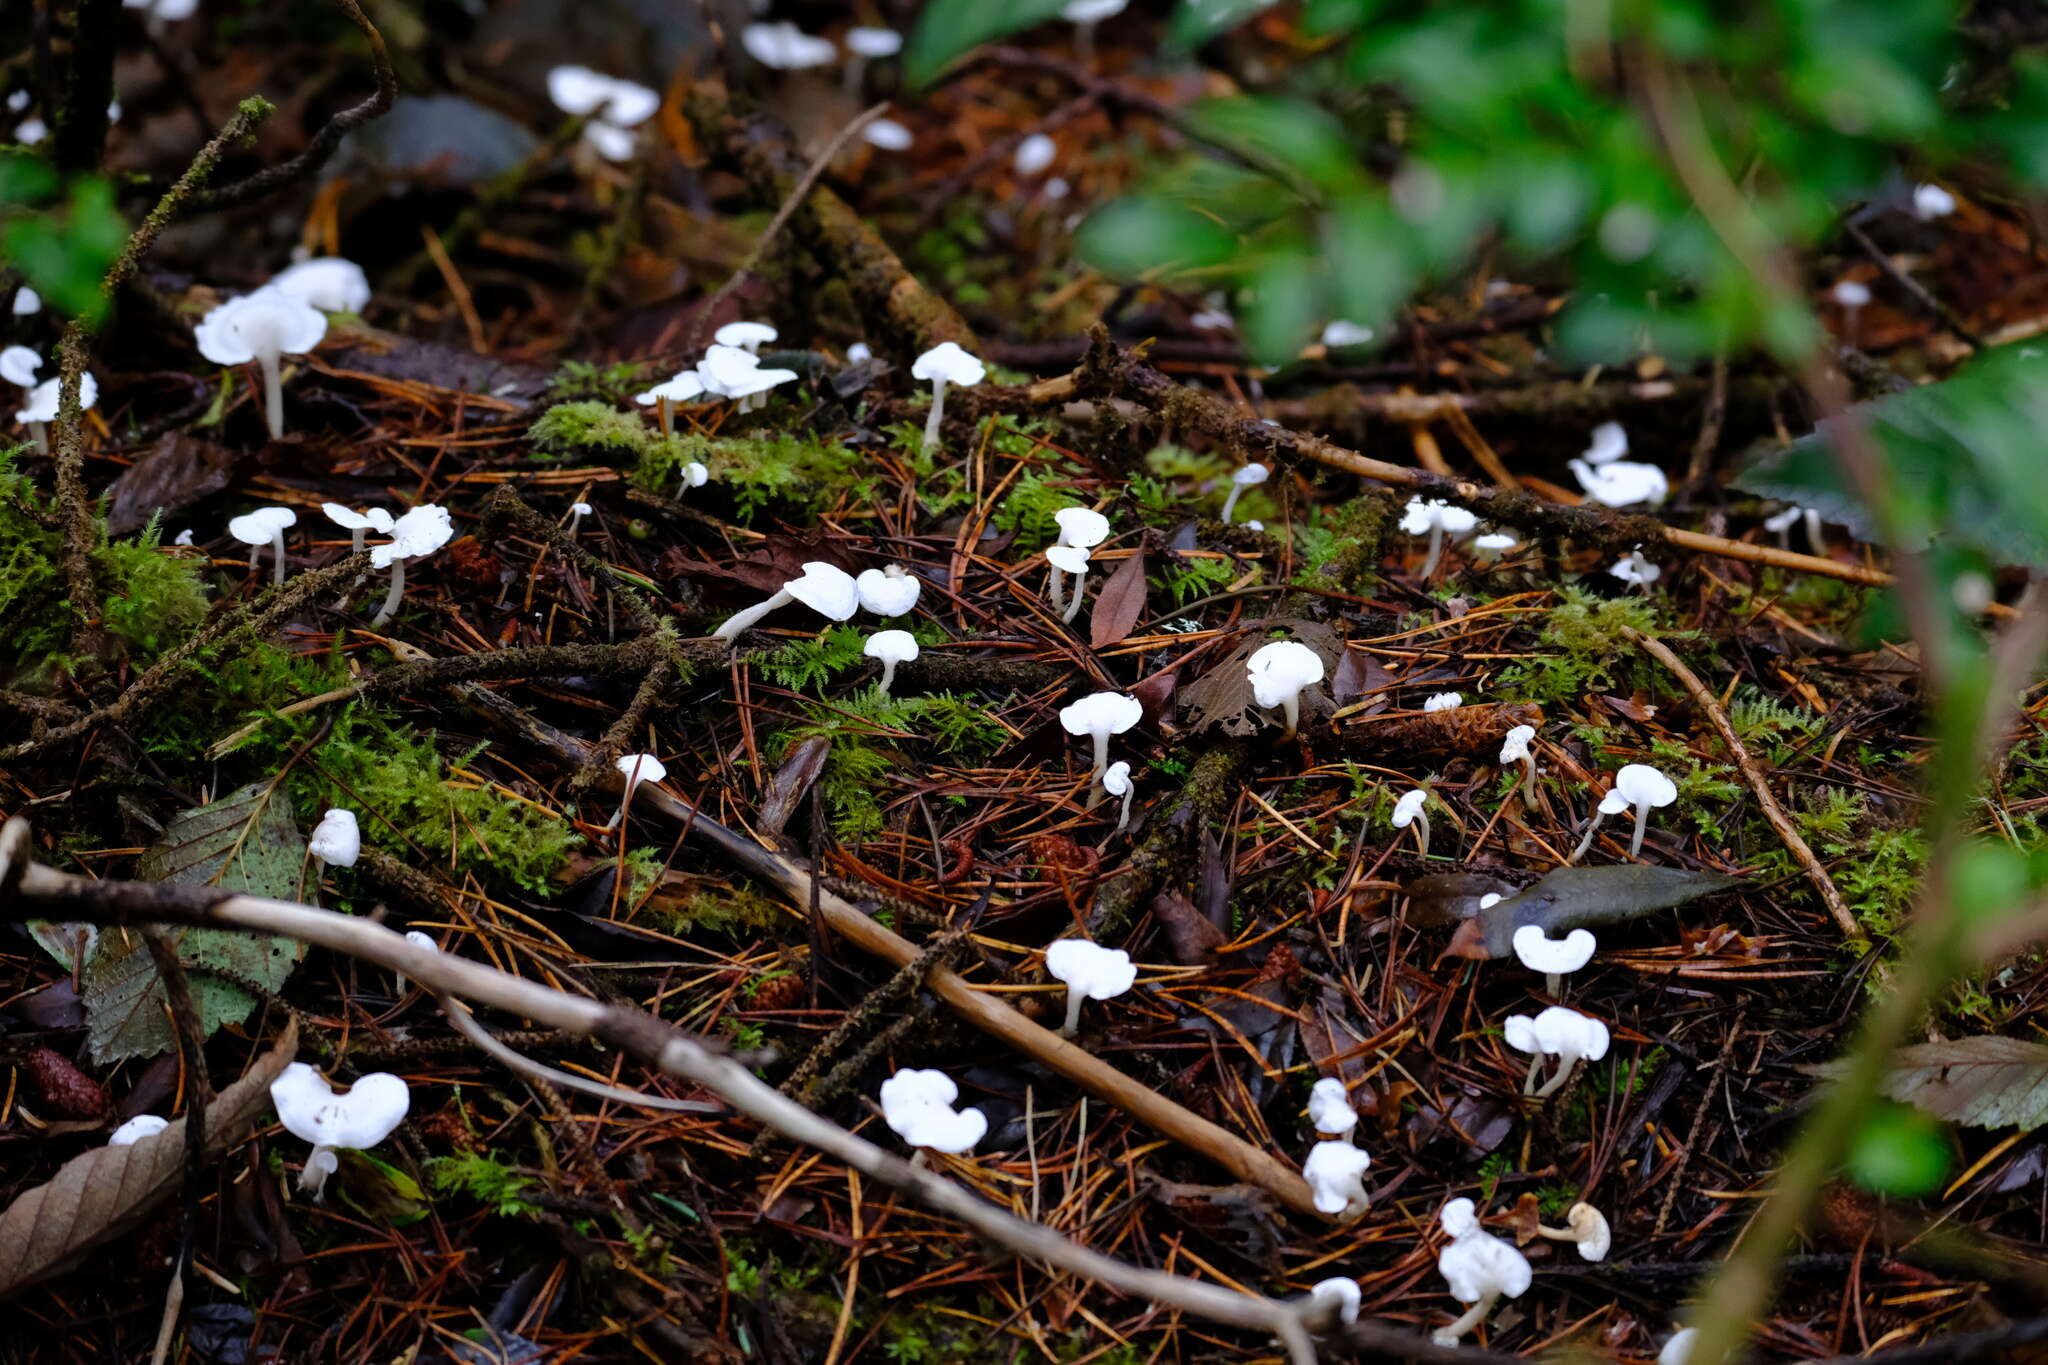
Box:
(1815, 1037, 2048, 1131)
(0, 1020, 297, 1298)
(83, 781, 307, 1062)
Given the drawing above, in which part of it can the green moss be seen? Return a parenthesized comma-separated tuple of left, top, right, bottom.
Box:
(634, 429, 866, 519)
(528, 400, 651, 458)
(98, 517, 209, 657)
(1495, 587, 1673, 706)
(765, 688, 1007, 842)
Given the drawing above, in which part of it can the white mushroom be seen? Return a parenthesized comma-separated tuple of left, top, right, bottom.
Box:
(741, 21, 838, 70)
(1764, 504, 1826, 554)
(1101, 760, 1134, 834)
(368, 503, 454, 626)
(1499, 724, 1537, 801)
(1301, 1138, 1371, 1217)
(676, 460, 710, 499)
(715, 321, 778, 354)
(857, 564, 921, 617)
(1581, 421, 1629, 466)
(395, 928, 438, 993)
(1218, 462, 1269, 524)
(1320, 319, 1375, 347)
(1433, 1198, 1532, 1345)
(1, 344, 40, 389)
(109, 1114, 169, 1146)
(911, 342, 985, 453)
(1606, 762, 1678, 859)
(194, 287, 328, 439)
(1661, 1328, 1700, 1365)
(1308, 1077, 1357, 1136)
(1059, 691, 1142, 782)
(878, 1068, 986, 1157)
(1045, 937, 1137, 1036)
(1047, 544, 1092, 623)
(269, 1061, 411, 1199)
(711, 561, 859, 641)
(1052, 506, 1111, 549)
(1608, 545, 1661, 591)
(14, 371, 97, 455)
(863, 119, 913, 151)
(1246, 640, 1325, 739)
(1472, 530, 1518, 560)
(635, 370, 704, 437)
(696, 343, 797, 413)
(228, 506, 297, 586)
(567, 501, 592, 538)
(1535, 1201, 1612, 1262)
(1512, 924, 1597, 998)
(1912, 183, 1956, 220)
(1569, 457, 1668, 508)
(12, 284, 40, 315)
(1391, 788, 1430, 855)
(1423, 691, 1462, 712)
(546, 65, 658, 161)
(603, 752, 668, 830)
(1399, 498, 1480, 578)
(307, 807, 360, 871)
(864, 629, 918, 696)
(1308, 1276, 1362, 1329)
(1015, 133, 1057, 177)
(1833, 279, 1871, 343)
(844, 26, 902, 89)
(1503, 1005, 1610, 1098)
(321, 502, 394, 556)
(272, 257, 371, 314)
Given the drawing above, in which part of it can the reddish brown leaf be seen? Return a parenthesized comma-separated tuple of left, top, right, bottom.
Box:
(1152, 890, 1224, 965)
(1130, 671, 1178, 730)
(20, 1047, 106, 1120)
(1090, 550, 1149, 650)
(759, 735, 831, 836)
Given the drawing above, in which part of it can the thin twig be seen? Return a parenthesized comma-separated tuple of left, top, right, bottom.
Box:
(437, 996, 721, 1114)
(1840, 217, 1985, 350)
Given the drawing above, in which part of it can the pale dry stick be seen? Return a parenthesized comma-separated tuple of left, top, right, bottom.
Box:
(437, 995, 720, 1114)
(0, 821, 1327, 1364)
(1622, 626, 1860, 940)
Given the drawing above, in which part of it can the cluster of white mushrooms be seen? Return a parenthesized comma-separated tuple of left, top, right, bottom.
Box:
(193, 256, 368, 439)
(4, 344, 99, 456)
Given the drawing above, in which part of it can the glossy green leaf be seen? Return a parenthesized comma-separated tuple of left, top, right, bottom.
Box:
(1075, 196, 1238, 279)
(903, 0, 1069, 90)
(1169, 0, 1279, 47)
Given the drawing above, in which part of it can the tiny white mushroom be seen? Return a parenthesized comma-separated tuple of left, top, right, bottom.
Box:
(567, 501, 592, 537)
(109, 1114, 169, 1146)
(1472, 530, 1518, 561)
(1015, 133, 1058, 177)
(676, 460, 710, 498)
(856, 564, 921, 617)
(1912, 183, 1956, 220)
(911, 341, 985, 453)
(1512, 924, 1598, 998)
(1536, 1201, 1612, 1262)
(1320, 319, 1375, 347)
(1503, 1005, 1610, 1098)
(879, 1068, 986, 1157)
(1499, 724, 1537, 801)
(1045, 937, 1137, 1036)
(1052, 506, 1111, 549)
(1246, 640, 1325, 739)
(269, 1061, 410, 1199)
(697, 343, 797, 413)
(1047, 544, 1092, 623)
(1220, 462, 1269, 524)
(14, 372, 97, 456)
(715, 321, 778, 354)
(603, 752, 668, 830)
(546, 66, 658, 161)
(1661, 1328, 1700, 1365)
(1569, 457, 1668, 508)
(1581, 421, 1629, 466)
(844, 26, 902, 89)
(394, 928, 439, 993)
(1308, 1277, 1362, 1329)
(1608, 545, 1661, 591)
(1307, 1077, 1357, 1136)
(741, 21, 839, 70)
(321, 502, 394, 556)
(307, 807, 360, 871)
(1391, 788, 1430, 856)
(1423, 691, 1462, 712)
(1058, 691, 1142, 782)
(1301, 1138, 1371, 1218)
(712, 561, 859, 641)
(1101, 760, 1134, 834)
(368, 503, 454, 626)
(228, 506, 297, 586)
(1433, 1198, 1532, 1345)
(863, 119, 913, 151)
(864, 629, 918, 695)
(1833, 279, 1871, 343)
(1399, 498, 1480, 578)
(1608, 762, 1678, 858)
(1, 344, 39, 389)
(194, 287, 328, 439)
(272, 257, 371, 314)
(635, 370, 704, 437)
(12, 284, 40, 315)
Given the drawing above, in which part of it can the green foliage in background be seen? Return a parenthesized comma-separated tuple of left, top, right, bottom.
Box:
(0, 154, 126, 321)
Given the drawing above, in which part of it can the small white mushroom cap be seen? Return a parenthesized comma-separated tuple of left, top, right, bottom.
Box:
(582, 121, 638, 160)
(1614, 763, 1677, 809)
(863, 120, 913, 151)
(1423, 691, 1462, 712)
(1100, 760, 1131, 798)
(307, 808, 361, 867)
(1301, 1139, 1371, 1216)
(1045, 544, 1091, 576)
(1246, 640, 1325, 708)
(1503, 1005, 1611, 1064)
(1609, 547, 1662, 587)
(1562, 1202, 1612, 1261)
(1581, 421, 1629, 466)
(14, 118, 46, 145)
(1059, 691, 1142, 741)
(545, 66, 659, 125)
(109, 1114, 169, 1146)
(1912, 183, 1956, 219)
(878, 1068, 986, 1153)
(679, 461, 709, 489)
(571, 501, 592, 517)
(1661, 1328, 1700, 1365)
(1307, 1077, 1357, 1135)
(371, 503, 454, 568)
(846, 26, 903, 57)
(636, 371, 705, 406)
(1763, 506, 1804, 534)
(1474, 531, 1518, 552)
(697, 345, 798, 401)
(272, 257, 371, 314)
(1596, 787, 1631, 816)
(781, 562, 860, 620)
(194, 288, 327, 366)
(1499, 724, 1536, 764)
(1320, 319, 1375, 346)
(1399, 498, 1480, 536)
(322, 503, 394, 534)
(1015, 133, 1057, 176)
(880, 1067, 958, 1111)
(269, 1062, 410, 1150)
(912, 341, 986, 388)
(1832, 280, 1872, 308)
(846, 342, 873, 363)
(1391, 789, 1428, 830)
(404, 930, 438, 954)
(1437, 1201, 1532, 1303)
(1309, 1276, 1362, 1326)
(741, 21, 839, 69)
(715, 321, 778, 352)
(1045, 938, 1137, 1002)
(1063, 0, 1127, 20)
(1052, 506, 1111, 548)
(15, 373, 98, 422)
(615, 752, 669, 789)
(856, 565, 921, 616)
(0, 345, 40, 387)
(228, 505, 297, 548)
(864, 629, 918, 667)
(1569, 458, 1668, 508)
(1512, 925, 1597, 975)
(1230, 462, 1270, 489)
(12, 284, 40, 315)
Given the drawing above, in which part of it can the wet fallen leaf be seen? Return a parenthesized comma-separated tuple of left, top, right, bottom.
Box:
(104, 432, 243, 538)
(1090, 549, 1149, 650)
(1152, 889, 1223, 965)
(1816, 1036, 2048, 1131)
(1453, 864, 1745, 958)
(1404, 871, 1520, 930)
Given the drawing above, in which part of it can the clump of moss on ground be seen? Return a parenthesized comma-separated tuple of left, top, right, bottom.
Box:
(1496, 587, 1672, 706)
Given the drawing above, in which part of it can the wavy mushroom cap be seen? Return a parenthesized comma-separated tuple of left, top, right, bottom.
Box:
(1246, 640, 1325, 708)
(1301, 1139, 1371, 1215)
(1307, 1077, 1357, 1134)
(321, 503, 394, 533)
(1499, 724, 1536, 763)
(1423, 691, 1462, 712)
(0, 345, 40, 387)
(227, 505, 297, 547)
(1503, 1005, 1610, 1061)
(1045, 544, 1091, 575)
(15, 372, 98, 422)
(1309, 1277, 1362, 1325)
(269, 1062, 410, 1150)
(714, 321, 778, 351)
(1100, 760, 1132, 798)
(1059, 691, 1143, 738)
(1045, 938, 1137, 1001)
(879, 1067, 958, 1113)
(1438, 1219, 1532, 1302)
(371, 503, 454, 568)
(856, 565, 921, 616)
(781, 562, 860, 620)
(194, 287, 327, 365)
(910, 341, 985, 387)
(614, 752, 668, 787)
(1051, 506, 1111, 548)
(636, 371, 705, 405)
(740, 21, 838, 69)
(307, 808, 361, 867)
(1399, 497, 1479, 535)
(545, 65, 658, 125)
(1570, 457, 1668, 508)
(1581, 421, 1629, 465)
(1391, 788, 1428, 829)
(1511, 925, 1597, 975)
(272, 257, 371, 314)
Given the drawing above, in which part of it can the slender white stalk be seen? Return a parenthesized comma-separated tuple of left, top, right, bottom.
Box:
(1535, 1057, 1575, 1098)
(1280, 692, 1300, 739)
(1629, 801, 1651, 858)
(1570, 810, 1606, 862)
(1062, 572, 1087, 624)
(1046, 566, 1066, 613)
(1115, 787, 1132, 833)
(1519, 755, 1537, 803)
(921, 377, 949, 452)
(28, 420, 47, 455)
(371, 558, 406, 626)
(268, 529, 287, 586)
(1411, 811, 1431, 856)
(1220, 484, 1245, 524)
(1436, 1292, 1498, 1345)
(1421, 525, 1444, 578)
(878, 658, 899, 695)
(257, 347, 284, 439)
(713, 587, 793, 640)
(1062, 988, 1085, 1037)
(1088, 731, 1110, 781)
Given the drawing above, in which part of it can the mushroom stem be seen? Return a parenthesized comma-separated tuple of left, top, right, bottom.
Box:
(1546, 971, 1563, 999)
(1088, 732, 1111, 782)
(371, 558, 406, 627)
(908, 1149, 930, 1170)
(1804, 509, 1824, 553)
(256, 346, 285, 439)
(1773, 522, 1791, 552)
(27, 420, 47, 455)
(1115, 786, 1132, 834)
(1534, 1055, 1577, 1098)
(1519, 754, 1537, 804)
(1522, 1055, 1544, 1096)
(1410, 811, 1431, 856)
(1046, 565, 1067, 613)
(1220, 483, 1245, 524)
(1435, 1292, 1499, 1346)
(1628, 800, 1651, 859)
(1279, 691, 1300, 740)
(1534, 1223, 1579, 1242)
(567, 508, 586, 538)
(1061, 572, 1087, 624)
(877, 658, 899, 696)
(600, 786, 634, 831)
(1569, 810, 1605, 863)
(921, 377, 949, 453)
(1421, 525, 1444, 578)
(1061, 986, 1085, 1037)
(268, 528, 287, 586)
(712, 587, 794, 641)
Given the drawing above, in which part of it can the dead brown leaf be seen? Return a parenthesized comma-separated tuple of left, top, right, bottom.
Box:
(1090, 550, 1149, 650)
(1152, 889, 1224, 965)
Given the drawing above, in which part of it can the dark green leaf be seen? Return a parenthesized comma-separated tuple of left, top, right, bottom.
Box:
(1168, 0, 1280, 47)
(1468, 865, 1744, 957)
(1846, 1102, 1950, 1197)
(903, 0, 1069, 90)
(1075, 196, 1239, 279)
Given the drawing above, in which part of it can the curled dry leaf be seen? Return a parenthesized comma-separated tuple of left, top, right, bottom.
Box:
(0, 1020, 298, 1298)
(1815, 1036, 2048, 1132)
